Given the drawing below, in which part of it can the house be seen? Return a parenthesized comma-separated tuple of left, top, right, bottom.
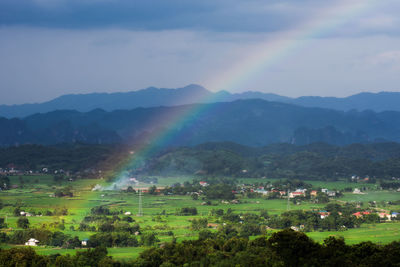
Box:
(254, 189, 269, 195)
(318, 211, 330, 219)
(321, 188, 328, 193)
(25, 238, 39, 246)
(310, 190, 318, 197)
(199, 181, 209, 187)
(327, 191, 336, 197)
(289, 191, 305, 198)
(124, 211, 132, 215)
(392, 212, 399, 218)
(352, 211, 370, 218)
(81, 238, 89, 246)
(295, 188, 307, 193)
(207, 223, 219, 229)
(378, 213, 391, 220)
(353, 188, 362, 194)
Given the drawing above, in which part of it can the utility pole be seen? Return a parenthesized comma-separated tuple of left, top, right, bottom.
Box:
(137, 190, 143, 216)
(287, 190, 290, 211)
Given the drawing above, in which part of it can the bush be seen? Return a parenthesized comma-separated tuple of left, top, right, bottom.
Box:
(176, 207, 198, 216)
(17, 217, 30, 229)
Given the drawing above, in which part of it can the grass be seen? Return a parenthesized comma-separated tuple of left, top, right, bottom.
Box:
(307, 222, 400, 244)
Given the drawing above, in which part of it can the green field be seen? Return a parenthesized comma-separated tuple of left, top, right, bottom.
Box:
(307, 222, 400, 244)
(1, 175, 399, 260)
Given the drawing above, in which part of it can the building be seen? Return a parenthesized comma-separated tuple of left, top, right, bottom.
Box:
(81, 238, 89, 246)
(254, 189, 269, 195)
(352, 211, 370, 218)
(327, 191, 336, 197)
(353, 188, 362, 194)
(289, 191, 305, 198)
(199, 181, 209, 187)
(318, 211, 330, 219)
(25, 238, 39, 246)
(378, 213, 391, 220)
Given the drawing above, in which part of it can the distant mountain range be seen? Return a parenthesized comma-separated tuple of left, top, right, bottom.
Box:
(1, 98, 400, 147)
(1, 84, 400, 118)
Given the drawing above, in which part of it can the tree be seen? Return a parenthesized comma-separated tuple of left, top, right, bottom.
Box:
(0, 218, 7, 229)
(127, 186, 135, 193)
(13, 207, 21, 217)
(148, 185, 157, 195)
(0, 247, 49, 267)
(0, 176, 10, 190)
(267, 229, 319, 266)
(17, 217, 30, 229)
(140, 232, 159, 246)
(191, 218, 208, 230)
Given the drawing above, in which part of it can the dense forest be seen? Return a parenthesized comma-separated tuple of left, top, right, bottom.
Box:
(3, 142, 400, 180)
(143, 142, 400, 179)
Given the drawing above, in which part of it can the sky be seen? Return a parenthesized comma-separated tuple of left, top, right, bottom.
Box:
(1, 0, 400, 104)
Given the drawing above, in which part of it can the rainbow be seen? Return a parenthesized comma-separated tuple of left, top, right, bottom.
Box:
(108, 0, 377, 188)
(206, 0, 376, 93)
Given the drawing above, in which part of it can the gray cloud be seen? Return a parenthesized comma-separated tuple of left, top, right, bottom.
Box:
(1, 27, 400, 105)
(4, 0, 397, 35)
(1, 1, 400, 105)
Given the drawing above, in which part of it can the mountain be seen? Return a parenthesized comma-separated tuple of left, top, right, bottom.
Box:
(0, 84, 212, 118)
(2, 84, 400, 118)
(291, 91, 400, 112)
(1, 99, 400, 147)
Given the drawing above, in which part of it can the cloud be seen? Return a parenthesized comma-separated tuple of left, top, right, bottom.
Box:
(2, 0, 395, 35)
(2, 26, 400, 105)
(2, 1, 400, 105)
(365, 50, 400, 69)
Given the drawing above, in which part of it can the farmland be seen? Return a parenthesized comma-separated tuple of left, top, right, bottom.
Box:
(1, 174, 399, 261)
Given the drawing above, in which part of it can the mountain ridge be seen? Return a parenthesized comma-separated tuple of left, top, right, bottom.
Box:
(1, 98, 400, 147)
(2, 84, 400, 118)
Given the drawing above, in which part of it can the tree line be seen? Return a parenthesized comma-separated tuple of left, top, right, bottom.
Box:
(1, 229, 400, 266)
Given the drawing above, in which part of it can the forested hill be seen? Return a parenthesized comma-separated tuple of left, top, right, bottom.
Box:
(2, 84, 400, 118)
(143, 141, 400, 179)
(3, 142, 400, 180)
(2, 99, 400, 147)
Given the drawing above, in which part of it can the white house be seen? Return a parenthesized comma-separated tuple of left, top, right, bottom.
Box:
(199, 181, 209, 187)
(353, 188, 362, 194)
(327, 191, 336, 197)
(81, 238, 88, 246)
(25, 238, 39, 246)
